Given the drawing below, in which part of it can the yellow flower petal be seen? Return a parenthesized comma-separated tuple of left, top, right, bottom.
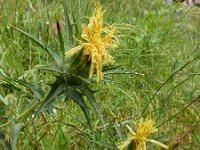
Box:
(65, 45, 83, 56)
(65, 4, 117, 81)
(146, 139, 169, 149)
(117, 137, 135, 150)
(117, 117, 168, 150)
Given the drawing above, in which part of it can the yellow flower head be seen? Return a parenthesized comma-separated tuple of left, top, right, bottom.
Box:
(134, 118, 158, 150)
(65, 4, 118, 81)
(117, 117, 168, 150)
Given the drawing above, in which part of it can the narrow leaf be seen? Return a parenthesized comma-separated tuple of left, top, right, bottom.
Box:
(1, 78, 22, 92)
(0, 94, 8, 106)
(65, 90, 91, 129)
(56, 21, 65, 55)
(90, 140, 116, 149)
(34, 64, 62, 73)
(11, 121, 24, 150)
(63, 0, 73, 48)
(0, 68, 6, 76)
(10, 25, 62, 66)
(14, 79, 43, 100)
(113, 124, 124, 141)
(35, 77, 65, 115)
(75, 84, 104, 124)
(3, 77, 44, 100)
(72, 12, 80, 37)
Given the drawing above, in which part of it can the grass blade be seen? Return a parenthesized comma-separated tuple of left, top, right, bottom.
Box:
(63, 0, 73, 48)
(11, 121, 23, 150)
(0, 131, 10, 150)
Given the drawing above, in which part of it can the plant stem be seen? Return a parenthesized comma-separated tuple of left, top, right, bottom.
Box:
(0, 101, 41, 128)
(158, 95, 200, 127)
(142, 43, 200, 115)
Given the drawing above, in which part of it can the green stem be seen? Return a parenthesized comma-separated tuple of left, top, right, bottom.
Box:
(158, 94, 200, 127)
(0, 101, 41, 128)
(142, 43, 200, 115)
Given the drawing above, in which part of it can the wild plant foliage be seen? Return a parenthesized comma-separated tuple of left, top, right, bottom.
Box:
(0, 0, 200, 149)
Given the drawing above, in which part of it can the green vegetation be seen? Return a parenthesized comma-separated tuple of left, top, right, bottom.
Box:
(0, 0, 200, 149)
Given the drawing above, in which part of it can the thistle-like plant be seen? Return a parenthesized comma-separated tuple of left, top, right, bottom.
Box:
(66, 4, 118, 81)
(0, 2, 118, 131)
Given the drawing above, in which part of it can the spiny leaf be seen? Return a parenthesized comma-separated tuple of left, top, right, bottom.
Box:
(68, 49, 85, 73)
(65, 89, 91, 129)
(2, 77, 44, 100)
(76, 84, 104, 124)
(10, 25, 62, 66)
(35, 77, 66, 116)
(12, 79, 44, 100)
(34, 64, 62, 73)
(66, 74, 103, 124)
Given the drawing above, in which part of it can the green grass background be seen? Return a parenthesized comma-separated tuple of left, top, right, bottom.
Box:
(0, 0, 200, 149)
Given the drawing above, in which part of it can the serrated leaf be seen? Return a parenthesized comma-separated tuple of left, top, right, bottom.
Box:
(65, 89, 91, 129)
(76, 84, 103, 124)
(11, 25, 62, 66)
(35, 77, 65, 115)
(66, 74, 103, 124)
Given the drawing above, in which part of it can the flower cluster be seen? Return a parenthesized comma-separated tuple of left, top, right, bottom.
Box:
(118, 117, 168, 150)
(66, 4, 117, 81)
